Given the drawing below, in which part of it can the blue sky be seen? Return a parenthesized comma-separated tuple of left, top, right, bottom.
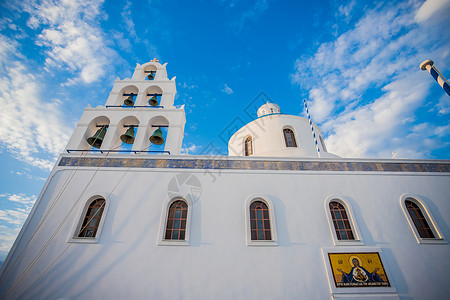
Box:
(0, 0, 449, 261)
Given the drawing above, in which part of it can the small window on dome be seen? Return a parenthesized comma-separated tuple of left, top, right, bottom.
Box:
(283, 128, 297, 147)
(244, 136, 253, 156)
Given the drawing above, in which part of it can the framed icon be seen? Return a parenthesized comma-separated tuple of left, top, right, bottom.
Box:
(328, 252, 390, 288)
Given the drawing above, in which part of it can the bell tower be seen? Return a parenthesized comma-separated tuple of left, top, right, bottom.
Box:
(65, 58, 186, 155)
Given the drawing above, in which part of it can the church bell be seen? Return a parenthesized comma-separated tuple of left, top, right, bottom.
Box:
(120, 127, 135, 144)
(149, 127, 164, 145)
(87, 126, 107, 148)
(148, 95, 158, 106)
(123, 96, 134, 106)
(147, 72, 154, 80)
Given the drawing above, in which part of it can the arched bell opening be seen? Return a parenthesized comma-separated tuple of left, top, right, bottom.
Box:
(111, 116, 140, 153)
(143, 64, 157, 81)
(145, 116, 169, 154)
(116, 85, 139, 106)
(82, 116, 111, 151)
(144, 86, 164, 107)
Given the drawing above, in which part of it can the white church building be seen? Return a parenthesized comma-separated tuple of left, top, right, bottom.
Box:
(0, 60, 449, 299)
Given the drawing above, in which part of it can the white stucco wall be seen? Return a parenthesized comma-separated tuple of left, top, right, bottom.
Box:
(1, 154, 448, 299)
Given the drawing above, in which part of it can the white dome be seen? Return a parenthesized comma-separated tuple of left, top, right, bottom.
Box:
(257, 102, 281, 117)
(228, 103, 339, 158)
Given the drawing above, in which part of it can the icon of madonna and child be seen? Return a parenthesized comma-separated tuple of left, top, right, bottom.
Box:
(328, 253, 390, 288)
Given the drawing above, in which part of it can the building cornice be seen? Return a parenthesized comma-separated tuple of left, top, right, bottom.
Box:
(57, 154, 450, 173)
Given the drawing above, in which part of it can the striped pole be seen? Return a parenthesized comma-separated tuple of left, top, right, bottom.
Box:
(303, 99, 320, 157)
(420, 59, 450, 97)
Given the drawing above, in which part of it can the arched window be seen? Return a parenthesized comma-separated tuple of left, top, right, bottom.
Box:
(329, 201, 354, 240)
(165, 200, 188, 240)
(244, 136, 253, 156)
(283, 128, 297, 147)
(78, 199, 106, 238)
(250, 201, 271, 240)
(405, 199, 435, 238)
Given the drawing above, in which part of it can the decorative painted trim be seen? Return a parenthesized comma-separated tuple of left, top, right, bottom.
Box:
(58, 156, 450, 173)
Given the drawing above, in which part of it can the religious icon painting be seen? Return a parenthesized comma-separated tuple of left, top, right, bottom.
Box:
(328, 252, 390, 288)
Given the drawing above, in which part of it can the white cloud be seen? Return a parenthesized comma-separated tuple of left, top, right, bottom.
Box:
(338, 0, 356, 21)
(434, 124, 450, 137)
(231, 0, 270, 33)
(222, 83, 234, 94)
(0, 35, 71, 170)
(5, 194, 37, 206)
(121, 0, 137, 40)
(181, 143, 201, 154)
(292, 1, 450, 159)
(0, 226, 21, 257)
(415, 0, 450, 23)
(437, 94, 450, 115)
(21, 0, 116, 84)
(324, 72, 431, 158)
(0, 193, 36, 260)
(180, 82, 198, 90)
(11, 170, 45, 181)
(110, 30, 133, 53)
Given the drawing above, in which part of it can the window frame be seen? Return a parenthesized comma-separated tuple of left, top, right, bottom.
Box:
(244, 135, 253, 156)
(245, 195, 278, 246)
(325, 195, 364, 246)
(249, 201, 271, 241)
(68, 194, 109, 244)
(400, 194, 446, 244)
(158, 197, 192, 246)
(164, 200, 188, 241)
(282, 127, 297, 148)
